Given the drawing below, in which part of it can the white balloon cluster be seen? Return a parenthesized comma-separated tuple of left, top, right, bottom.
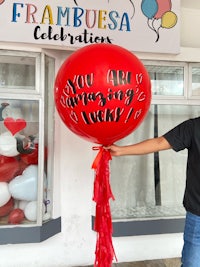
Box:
(0, 132, 19, 157)
(0, 165, 49, 222)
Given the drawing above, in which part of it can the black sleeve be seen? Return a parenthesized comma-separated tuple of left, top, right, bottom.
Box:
(163, 119, 193, 152)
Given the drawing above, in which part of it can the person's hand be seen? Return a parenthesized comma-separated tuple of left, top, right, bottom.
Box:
(104, 144, 122, 156)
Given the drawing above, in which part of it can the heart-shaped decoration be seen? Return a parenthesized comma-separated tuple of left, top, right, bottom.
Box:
(9, 165, 38, 201)
(4, 117, 27, 136)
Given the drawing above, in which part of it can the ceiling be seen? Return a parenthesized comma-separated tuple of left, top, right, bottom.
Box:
(181, 0, 200, 9)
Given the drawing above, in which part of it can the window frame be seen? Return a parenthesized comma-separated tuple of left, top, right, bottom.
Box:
(108, 59, 200, 236)
(0, 48, 61, 244)
(188, 62, 200, 100)
(0, 50, 41, 95)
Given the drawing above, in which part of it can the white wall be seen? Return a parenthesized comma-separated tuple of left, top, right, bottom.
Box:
(181, 8, 200, 49)
(0, 6, 200, 267)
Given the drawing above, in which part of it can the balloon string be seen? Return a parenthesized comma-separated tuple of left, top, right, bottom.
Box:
(92, 147, 117, 267)
(155, 26, 161, 42)
(91, 146, 104, 169)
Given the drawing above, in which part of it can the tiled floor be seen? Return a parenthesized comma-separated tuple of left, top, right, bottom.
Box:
(113, 258, 181, 267)
(77, 258, 181, 267)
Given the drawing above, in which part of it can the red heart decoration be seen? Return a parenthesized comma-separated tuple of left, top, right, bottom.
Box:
(4, 117, 27, 135)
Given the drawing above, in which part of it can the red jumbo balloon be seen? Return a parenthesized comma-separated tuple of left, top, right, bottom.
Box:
(55, 44, 151, 145)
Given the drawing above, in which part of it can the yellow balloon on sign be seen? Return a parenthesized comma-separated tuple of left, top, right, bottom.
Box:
(161, 11, 177, 29)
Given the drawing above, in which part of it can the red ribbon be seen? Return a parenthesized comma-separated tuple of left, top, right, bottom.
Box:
(92, 146, 117, 267)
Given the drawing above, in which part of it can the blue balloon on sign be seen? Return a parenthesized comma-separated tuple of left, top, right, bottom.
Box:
(141, 0, 158, 19)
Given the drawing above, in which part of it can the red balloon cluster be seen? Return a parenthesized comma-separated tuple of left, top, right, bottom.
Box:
(55, 44, 151, 145)
(20, 143, 39, 165)
(0, 115, 49, 225)
(0, 143, 40, 224)
(0, 156, 19, 182)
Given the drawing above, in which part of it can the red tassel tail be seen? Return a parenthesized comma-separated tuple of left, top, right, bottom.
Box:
(92, 147, 117, 267)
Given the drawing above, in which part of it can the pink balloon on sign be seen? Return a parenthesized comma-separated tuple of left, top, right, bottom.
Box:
(154, 0, 172, 19)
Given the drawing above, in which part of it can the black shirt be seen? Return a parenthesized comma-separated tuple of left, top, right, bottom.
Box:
(163, 117, 200, 216)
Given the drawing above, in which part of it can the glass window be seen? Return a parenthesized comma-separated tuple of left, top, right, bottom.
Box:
(191, 65, 200, 97)
(145, 64, 185, 96)
(0, 52, 55, 227)
(110, 104, 199, 220)
(0, 99, 39, 225)
(0, 54, 36, 90)
(110, 60, 199, 227)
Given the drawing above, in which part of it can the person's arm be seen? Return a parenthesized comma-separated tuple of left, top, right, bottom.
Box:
(105, 136, 172, 157)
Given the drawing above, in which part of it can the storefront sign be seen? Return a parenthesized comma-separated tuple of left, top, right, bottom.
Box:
(0, 0, 180, 53)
